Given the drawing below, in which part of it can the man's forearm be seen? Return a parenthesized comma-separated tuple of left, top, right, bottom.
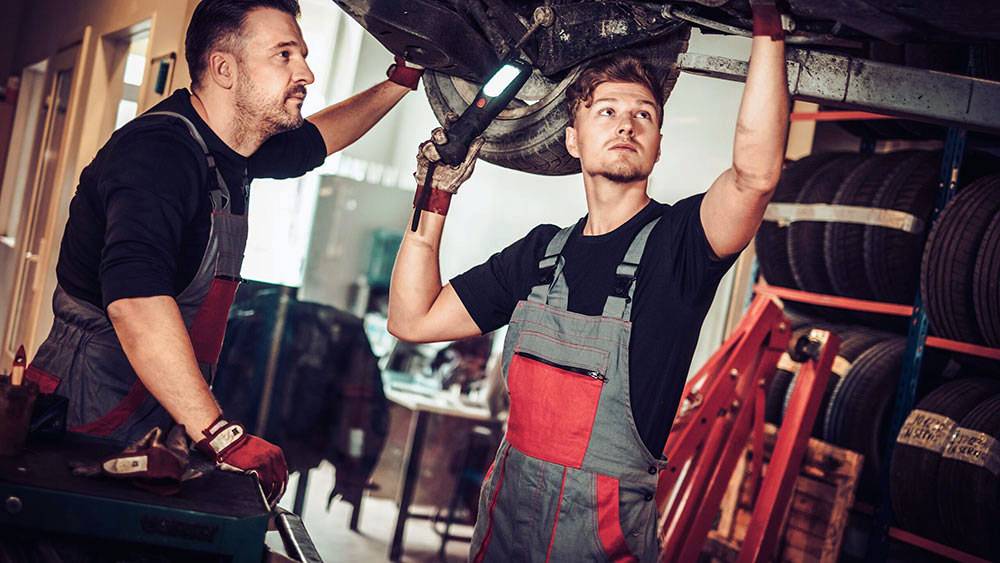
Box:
(307, 80, 409, 155)
(107, 296, 221, 441)
(732, 35, 789, 193)
(387, 210, 447, 340)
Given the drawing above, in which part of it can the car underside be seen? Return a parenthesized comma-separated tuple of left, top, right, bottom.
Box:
(333, 1, 1000, 175)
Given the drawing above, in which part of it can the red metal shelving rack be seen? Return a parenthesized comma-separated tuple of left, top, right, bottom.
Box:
(754, 283, 1000, 361)
(887, 528, 991, 563)
(749, 98, 999, 562)
(751, 282, 999, 563)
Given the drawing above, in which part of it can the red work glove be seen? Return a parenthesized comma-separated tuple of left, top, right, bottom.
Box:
(195, 416, 288, 507)
(387, 55, 424, 90)
(750, 0, 785, 40)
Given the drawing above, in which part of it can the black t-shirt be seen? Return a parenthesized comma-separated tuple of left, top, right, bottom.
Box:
(451, 195, 737, 457)
(56, 88, 327, 309)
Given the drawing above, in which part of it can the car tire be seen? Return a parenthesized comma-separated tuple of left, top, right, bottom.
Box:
(422, 29, 690, 176)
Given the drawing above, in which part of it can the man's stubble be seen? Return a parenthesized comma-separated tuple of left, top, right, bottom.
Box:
(595, 155, 649, 184)
(233, 69, 304, 147)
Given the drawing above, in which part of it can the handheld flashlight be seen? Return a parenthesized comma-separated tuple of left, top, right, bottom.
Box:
(433, 59, 533, 166)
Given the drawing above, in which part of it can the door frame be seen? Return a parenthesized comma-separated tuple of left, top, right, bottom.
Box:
(2, 27, 95, 364)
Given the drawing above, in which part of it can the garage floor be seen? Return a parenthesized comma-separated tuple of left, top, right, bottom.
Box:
(273, 463, 471, 562)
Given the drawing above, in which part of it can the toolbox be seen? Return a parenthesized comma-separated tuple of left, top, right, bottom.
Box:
(0, 433, 272, 562)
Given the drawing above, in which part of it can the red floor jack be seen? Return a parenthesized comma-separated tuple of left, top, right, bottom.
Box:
(656, 295, 841, 562)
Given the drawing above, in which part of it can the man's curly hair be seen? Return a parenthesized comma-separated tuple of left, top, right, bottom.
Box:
(565, 54, 665, 129)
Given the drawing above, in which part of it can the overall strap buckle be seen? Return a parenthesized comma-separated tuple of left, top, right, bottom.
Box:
(602, 216, 661, 319)
(612, 263, 639, 299)
(537, 255, 559, 285)
(527, 223, 576, 307)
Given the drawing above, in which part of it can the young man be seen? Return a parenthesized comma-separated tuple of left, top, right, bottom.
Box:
(388, 3, 787, 560)
(24, 0, 423, 505)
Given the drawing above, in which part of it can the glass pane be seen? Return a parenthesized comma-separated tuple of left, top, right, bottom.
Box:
(30, 70, 72, 253)
(7, 68, 73, 352)
(4, 68, 50, 241)
(122, 53, 145, 86)
(114, 99, 138, 129)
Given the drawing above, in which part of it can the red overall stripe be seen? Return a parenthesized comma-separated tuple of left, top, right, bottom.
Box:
(544, 467, 569, 562)
(63, 277, 236, 437)
(189, 277, 239, 365)
(24, 364, 60, 394)
(70, 381, 150, 436)
(473, 446, 511, 563)
(596, 474, 637, 563)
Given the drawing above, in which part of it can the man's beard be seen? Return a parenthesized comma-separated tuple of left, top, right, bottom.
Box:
(597, 159, 649, 184)
(233, 72, 304, 145)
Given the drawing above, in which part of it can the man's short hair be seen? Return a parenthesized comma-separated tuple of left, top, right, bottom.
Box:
(185, 0, 301, 90)
(565, 54, 665, 129)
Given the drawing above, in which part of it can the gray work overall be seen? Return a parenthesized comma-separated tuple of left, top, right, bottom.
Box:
(471, 217, 666, 563)
(25, 112, 249, 444)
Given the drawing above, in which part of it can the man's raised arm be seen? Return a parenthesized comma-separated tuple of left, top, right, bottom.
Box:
(308, 57, 423, 155)
(701, 0, 789, 259)
(387, 133, 484, 343)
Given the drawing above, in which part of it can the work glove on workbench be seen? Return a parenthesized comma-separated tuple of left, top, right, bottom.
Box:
(387, 55, 424, 90)
(70, 425, 204, 496)
(195, 416, 288, 507)
(410, 123, 485, 229)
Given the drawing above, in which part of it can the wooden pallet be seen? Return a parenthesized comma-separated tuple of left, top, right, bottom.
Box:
(705, 423, 863, 563)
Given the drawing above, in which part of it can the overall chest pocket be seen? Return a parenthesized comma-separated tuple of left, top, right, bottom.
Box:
(506, 331, 610, 468)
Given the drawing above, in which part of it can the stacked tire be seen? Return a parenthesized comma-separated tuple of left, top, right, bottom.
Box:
(755, 150, 949, 334)
(754, 144, 1000, 557)
(771, 326, 887, 434)
(764, 322, 901, 495)
(765, 323, 958, 499)
(821, 336, 907, 497)
(890, 379, 1000, 559)
(823, 152, 941, 304)
(921, 173, 1000, 351)
(756, 153, 845, 291)
(757, 151, 998, 316)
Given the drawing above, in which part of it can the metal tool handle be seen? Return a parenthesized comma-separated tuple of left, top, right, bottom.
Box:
(275, 507, 323, 563)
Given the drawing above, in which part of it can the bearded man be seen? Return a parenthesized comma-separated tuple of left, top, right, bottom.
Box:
(23, 0, 423, 505)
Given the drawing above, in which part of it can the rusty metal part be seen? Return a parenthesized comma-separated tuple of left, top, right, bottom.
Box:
(662, 5, 861, 48)
(504, 5, 551, 58)
(532, 5, 555, 28)
(529, 2, 688, 76)
(334, 0, 499, 81)
(678, 47, 1000, 133)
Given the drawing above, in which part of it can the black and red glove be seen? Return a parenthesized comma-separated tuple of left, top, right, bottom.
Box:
(195, 416, 288, 506)
(71, 425, 204, 496)
(387, 55, 424, 90)
(750, 0, 785, 40)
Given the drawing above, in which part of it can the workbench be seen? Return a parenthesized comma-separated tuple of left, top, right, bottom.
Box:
(381, 371, 504, 561)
